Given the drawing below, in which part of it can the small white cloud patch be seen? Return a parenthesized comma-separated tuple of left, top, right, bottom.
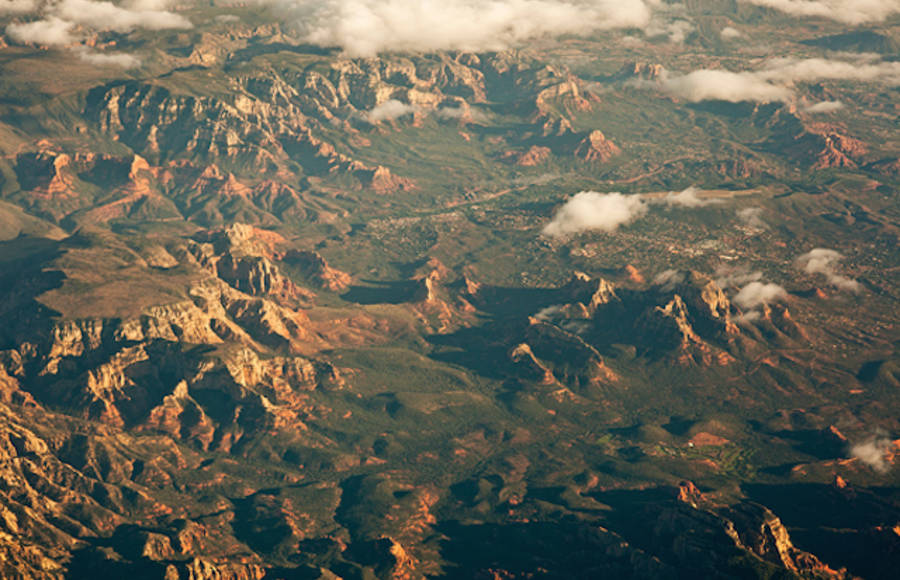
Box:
(6, 17, 75, 46)
(650, 68, 793, 103)
(364, 99, 419, 123)
(740, 0, 900, 25)
(534, 305, 565, 321)
(714, 265, 763, 289)
(717, 264, 786, 323)
(804, 100, 845, 113)
(641, 56, 900, 104)
(733, 281, 788, 309)
(652, 269, 684, 290)
(850, 436, 894, 472)
(796, 248, 861, 292)
(543, 191, 647, 238)
(0, 0, 37, 14)
(436, 106, 488, 122)
(75, 47, 142, 68)
(737, 207, 766, 228)
(662, 186, 721, 208)
(646, 17, 694, 44)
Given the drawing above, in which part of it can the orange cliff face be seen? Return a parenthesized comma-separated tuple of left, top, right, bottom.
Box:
(284, 249, 353, 292)
(500, 145, 552, 166)
(15, 151, 79, 201)
(574, 130, 621, 162)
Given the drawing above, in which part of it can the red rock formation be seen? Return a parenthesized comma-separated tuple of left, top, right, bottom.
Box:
(574, 130, 621, 162)
(624, 265, 645, 284)
(509, 343, 556, 384)
(676, 480, 703, 506)
(356, 165, 416, 193)
(284, 250, 353, 292)
(500, 145, 551, 166)
(616, 61, 664, 80)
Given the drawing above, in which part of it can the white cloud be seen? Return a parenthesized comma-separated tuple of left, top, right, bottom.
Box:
(665, 20, 693, 44)
(278, 0, 655, 57)
(512, 172, 561, 186)
(0, 0, 37, 14)
(124, 0, 174, 9)
(829, 274, 862, 293)
(53, 0, 192, 32)
(715, 265, 763, 289)
(737, 207, 766, 228)
(741, 0, 900, 25)
(797, 248, 842, 274)
(653, 269, 684, 290)
(543, 191, 647, 237)
(850, 435, 894, 472)
(653, 267, 785, 316)
(733, 281, 788, 309)
(363, 101, 490, 124)
(796, 248, 861, 292)
(5, 0, 191, 48)
(646, 17, 693, 43)
(364, 99, 419, 122)
(6, 17, 75, 46)
(720, 26, 742, 39)
(804, 100, 844, 113)
(716, 265, 787, 322)
(662, 186, 721, 208)
(534, 304, 589, 333)
(76, 47, 142, 68)
(436, 105, 489, 122)
(535, 304, 565, 321)
(735, 310, 762, 325)
(642, 0, 694, 44)
(653, 68, 794, 103)
(435, 106, 466, 119)
(761, 57, 900, 85)
(646, 56, 900, 103)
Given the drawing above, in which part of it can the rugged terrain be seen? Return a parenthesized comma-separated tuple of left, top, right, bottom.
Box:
(0, 1, 899, 578)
